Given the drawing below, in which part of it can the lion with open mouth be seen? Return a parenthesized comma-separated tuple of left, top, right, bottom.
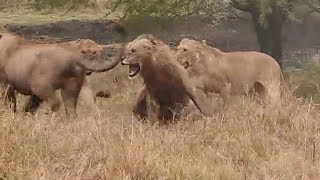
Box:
(121, 34, 211, 123)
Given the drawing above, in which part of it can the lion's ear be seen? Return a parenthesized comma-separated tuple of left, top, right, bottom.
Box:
(151, 40, 157, 45)
(75, 39, 81, 42)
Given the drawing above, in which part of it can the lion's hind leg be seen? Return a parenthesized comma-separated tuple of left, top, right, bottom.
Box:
(254, 80, 280, 106)
(252, 81, 266, 104)
(184, 83, 212, 116)
(265, 81, 281, 106)
(146, 94, 160, 124)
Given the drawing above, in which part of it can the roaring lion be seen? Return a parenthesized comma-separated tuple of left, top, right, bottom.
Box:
(0, 21, 127, 116)
(176, 38, 283, 105)
(121, 34, 211, 123)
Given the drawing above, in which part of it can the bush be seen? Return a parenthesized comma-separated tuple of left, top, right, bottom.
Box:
(288, 54, 320, 103)
(27, 0, 89, 10)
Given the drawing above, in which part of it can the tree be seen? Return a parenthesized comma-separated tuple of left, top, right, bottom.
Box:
(106, 0, 229, 19)
(109, 0, 303, 67)
(35, 0, 310, 68)
(304, 0, 320, 13)
(229, 0, 297, 67)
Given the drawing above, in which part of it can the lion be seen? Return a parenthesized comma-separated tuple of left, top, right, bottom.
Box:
(176, 38, 283, 106)
(0, 21, 127, 116)
(120, 34, 211, 123)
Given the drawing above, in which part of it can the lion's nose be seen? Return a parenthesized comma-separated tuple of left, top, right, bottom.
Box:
(121, 58, 126, 65)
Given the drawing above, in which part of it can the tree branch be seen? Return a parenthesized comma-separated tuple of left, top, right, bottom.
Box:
(304, 0, 320, 14)
(230, 0, 253, 12)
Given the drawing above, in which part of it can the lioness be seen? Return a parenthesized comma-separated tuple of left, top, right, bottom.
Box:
(0, 21, 127, 116)
(121, 34, 211, 123)
(176, 38, 283, 105)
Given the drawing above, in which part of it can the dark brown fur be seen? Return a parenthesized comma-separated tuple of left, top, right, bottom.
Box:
(121, 34, 211, 123)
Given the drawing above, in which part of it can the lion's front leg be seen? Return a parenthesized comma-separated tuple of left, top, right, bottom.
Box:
(184, 83, 213, 117)
(146, 93, 160, 124)
(133, 86, 148, 120)
(190, 76, 208, 95)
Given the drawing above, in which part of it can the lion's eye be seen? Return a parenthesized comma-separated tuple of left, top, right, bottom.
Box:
(183, 48, 188, 52)
(92, 51, 97, 55)
(81, 50, 86, 54)
(131, 49, 136, 53)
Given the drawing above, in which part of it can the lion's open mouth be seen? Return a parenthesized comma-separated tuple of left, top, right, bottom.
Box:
(128, 64, 140, 77)
(121, 57, 140, 77)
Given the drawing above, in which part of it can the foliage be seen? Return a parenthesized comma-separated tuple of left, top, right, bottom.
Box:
(305, 0, 320, 13)
(231, 0, 297, 22)
(107, 0, 229, 19)
(231, 0, 320, 21)
(26, 0, 89, 10)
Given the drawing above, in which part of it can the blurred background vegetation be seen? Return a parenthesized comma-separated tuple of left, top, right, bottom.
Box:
(1, 0, 320, 103)
(1, 0, 319, 66)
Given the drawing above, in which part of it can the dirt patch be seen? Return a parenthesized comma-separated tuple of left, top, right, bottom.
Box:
(7, 19, 122, 44)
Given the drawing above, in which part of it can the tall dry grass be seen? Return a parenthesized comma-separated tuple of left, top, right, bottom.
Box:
(1, 64, 320, 179)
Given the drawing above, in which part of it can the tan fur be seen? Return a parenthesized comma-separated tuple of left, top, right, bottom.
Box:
(0, 22, 127, 115)
(121, 34, 211, 123)
(176, 38, 283, 105)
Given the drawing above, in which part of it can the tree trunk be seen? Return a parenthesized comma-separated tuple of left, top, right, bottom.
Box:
(250, 4, 284, 68)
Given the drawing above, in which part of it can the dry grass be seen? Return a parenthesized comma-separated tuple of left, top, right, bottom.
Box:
(1, 64, 320, 180)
